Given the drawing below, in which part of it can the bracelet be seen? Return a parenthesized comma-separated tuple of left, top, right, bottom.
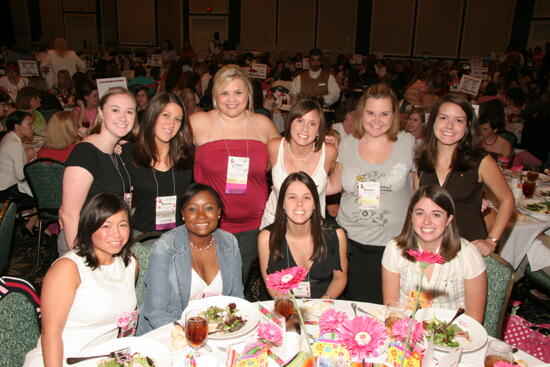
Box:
(487, 236, 498, 244)
(322, 293, 331, 299)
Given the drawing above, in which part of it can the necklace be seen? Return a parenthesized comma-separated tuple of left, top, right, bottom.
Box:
(286, 142, 314, 161)
(189, 236, 215, 251)
(484, 135, 498, 146)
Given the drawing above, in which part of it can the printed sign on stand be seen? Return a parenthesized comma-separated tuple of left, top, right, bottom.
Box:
(248, 63, 267, 79)
(97, 77, 128, 98)
(147, 54, 162, 67)
(457, 75, 482, 96)
(471, 67, 489, 80)
(302, 57, 310, 70)
(18, 60, 39, 77)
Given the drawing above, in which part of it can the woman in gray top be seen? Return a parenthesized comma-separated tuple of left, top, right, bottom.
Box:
(328, 83, 415, 303)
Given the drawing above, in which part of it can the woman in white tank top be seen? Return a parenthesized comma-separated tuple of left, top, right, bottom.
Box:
(261, 99, 337, 229)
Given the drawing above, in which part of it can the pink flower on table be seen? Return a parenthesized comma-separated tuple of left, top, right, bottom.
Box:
(407, 249, 445, 266)
(265, 266, 308, 294)
(391, 318, 425, 344)
(319, 308, 348, 335)
(116, 311, 133, 328)
(494, 362, 516, 367)
(337, 315, 388, 360)
(257, 322, 283, 346)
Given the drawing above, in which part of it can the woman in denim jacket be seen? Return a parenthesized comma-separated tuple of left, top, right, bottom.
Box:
(137, 184, 244, 334)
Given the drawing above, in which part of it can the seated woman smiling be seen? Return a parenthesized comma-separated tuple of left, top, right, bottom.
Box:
(382, 185, 487, 323)
(258, 172, 348, 300)
(138, 183, 244, 334)
(24, 193, 137, 367)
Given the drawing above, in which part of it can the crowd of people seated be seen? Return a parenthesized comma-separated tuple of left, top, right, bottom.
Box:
(0, 37, 549, 366)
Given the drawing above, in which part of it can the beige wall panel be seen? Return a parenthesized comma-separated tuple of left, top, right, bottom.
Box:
(241, 0, 276, 50)
(117, 0, 156, 45)
(534, 0, 550, 17)
(62, 0, 95, 11)
(414, 0, 463, 58)
(371, 0, 415, 56)
(317, 0, 356, 54)
(189, 0, 228, 14)
(461, 0, 515, 57)
(279, 0, 316, 53)
(39, 0, 64, 44)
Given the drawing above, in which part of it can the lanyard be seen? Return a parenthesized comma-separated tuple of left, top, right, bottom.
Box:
(109, 154, 132, 194)
(151, 167, 176, 197)
(217, 111, 249, 158)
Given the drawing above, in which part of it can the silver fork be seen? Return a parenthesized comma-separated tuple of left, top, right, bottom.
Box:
(66, 347, 131, 365)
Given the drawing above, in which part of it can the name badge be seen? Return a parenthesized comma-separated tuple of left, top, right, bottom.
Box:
(123, 192, 133, 211)
(357, 181, 380, 209)
(293, 281, 311, 298)
(226, 156, 249, 194)
(155, 195, 177, 230)
(318, 83, 326, 86)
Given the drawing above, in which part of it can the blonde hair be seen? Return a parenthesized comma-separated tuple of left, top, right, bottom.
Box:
(44, 111, 78, 149)
(212, 64, 254, 111)
(90, 87, 137, 134)
(353, 83, 400, 141)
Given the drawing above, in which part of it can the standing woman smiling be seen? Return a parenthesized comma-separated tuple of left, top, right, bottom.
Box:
(190, 65, 280, 286)
(121, 92, 193, 234)
(414, 93, 514, 255)
(329, 83, 416, 303)
(58, 87, 136, 254)
(261, 99, 337, 228)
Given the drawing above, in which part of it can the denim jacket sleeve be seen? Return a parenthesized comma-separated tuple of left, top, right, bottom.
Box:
(137, 228, 188, 335)
(220, 230, 244, 299)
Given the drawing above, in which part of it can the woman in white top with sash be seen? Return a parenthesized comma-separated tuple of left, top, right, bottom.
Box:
(261, 99, 337, 228)
(382, 184, 487, 323)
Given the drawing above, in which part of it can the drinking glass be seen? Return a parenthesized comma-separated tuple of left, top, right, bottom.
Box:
(185, 310, 208, 357)
(484, 340, 513, 367)
(384, 302, 407, 331)
(522, 180, 536, 198)
(274, 294, 295, 321)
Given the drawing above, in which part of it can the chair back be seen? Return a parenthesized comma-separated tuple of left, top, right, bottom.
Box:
(0, 276, 41, 366)
(24, 158, 65, 219)
(0, 200, 17, 274)
(483, 253, 515, 339)
(129, 231, 163, 305)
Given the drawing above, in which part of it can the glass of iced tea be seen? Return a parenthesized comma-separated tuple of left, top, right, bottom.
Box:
(185, 310, 208, 357)
(522, 180, 536, 198)
(274, 294, 295, 321)
(384, 302, 407, 331)
(484, 340, 513, 367)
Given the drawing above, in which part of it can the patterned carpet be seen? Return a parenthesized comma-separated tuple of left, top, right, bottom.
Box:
(2, 220, 548, 328)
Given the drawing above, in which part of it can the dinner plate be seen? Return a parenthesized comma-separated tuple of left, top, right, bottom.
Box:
(535, 187, 550, 200)
(518, 199, 550, 221)
(415, 308, 488, 353)
(181, 296, 260, 340)
(74, 336, 171, 366)
(522, 171, 550, 185)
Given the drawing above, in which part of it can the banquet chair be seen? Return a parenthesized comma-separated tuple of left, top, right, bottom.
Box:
(0, 200, 17, 274)
(24, 158, 65, 266)
(483, 253, 515, 339)
(129, 231, 163, 305)
(0, 276, 41, 366)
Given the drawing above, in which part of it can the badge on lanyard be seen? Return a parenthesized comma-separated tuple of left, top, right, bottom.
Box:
(225, 156, 250, 194)
(293, 281, 311, 298)
(155, 195, 177, 230)
(357, 181, 380, 209)
(123, 192, 133, 210)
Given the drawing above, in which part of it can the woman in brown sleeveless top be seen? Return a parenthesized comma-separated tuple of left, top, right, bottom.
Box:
(413, 93, 514, 256)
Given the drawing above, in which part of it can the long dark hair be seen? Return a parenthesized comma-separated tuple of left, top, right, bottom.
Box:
(269, 172, 325, 262)
(74, 193, 133, 270)
(415, 93, 484, 172)
(284, 99, 326, 152)
(395, 185, 461, 262)
(132, 91, 194, 169)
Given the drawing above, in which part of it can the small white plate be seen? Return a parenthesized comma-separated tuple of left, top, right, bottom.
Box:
(415, 308, 488, 353)
(518, 199, 550, 221)
(74, 336, 171, 366)
(535, 187, 550, 200)
(181, 296, 260, 340)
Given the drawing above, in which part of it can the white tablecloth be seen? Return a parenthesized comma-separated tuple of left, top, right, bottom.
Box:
(142, 299, 545, 367)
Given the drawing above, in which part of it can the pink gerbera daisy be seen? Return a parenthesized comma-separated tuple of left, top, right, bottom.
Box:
(319, 309, 348, 335)
(265, 266, 308, 294)
(494, 362, 515, 367)
(257, 322, 283, 346)
(391, 318, 425, 344)
(407, 249, 445, 265)
(337, 315, 388, 360)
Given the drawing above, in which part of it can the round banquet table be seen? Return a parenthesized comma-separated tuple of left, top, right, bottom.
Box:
(141, 299, 546, 367)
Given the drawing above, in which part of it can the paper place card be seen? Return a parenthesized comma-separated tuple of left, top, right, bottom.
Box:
(457, 75, 482, 96)
(248, 63, 267, 79)
(97, 77, 128, 98)
(18, 60, 39, 77)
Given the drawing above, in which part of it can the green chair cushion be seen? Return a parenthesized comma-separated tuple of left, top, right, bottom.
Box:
(0, 201, 17, 274)
(483, 254, 514, 339)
